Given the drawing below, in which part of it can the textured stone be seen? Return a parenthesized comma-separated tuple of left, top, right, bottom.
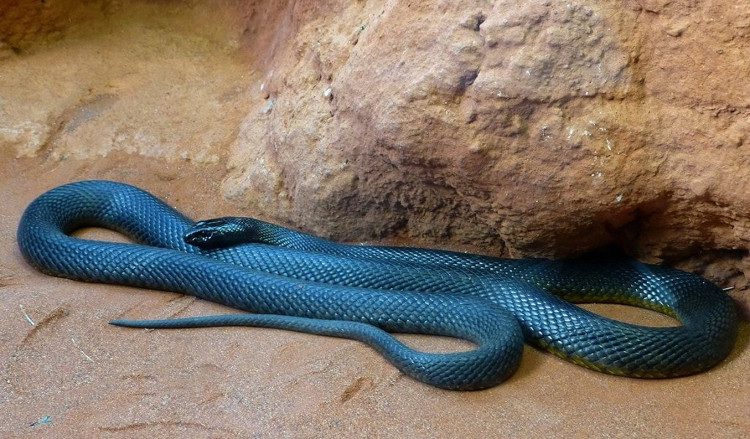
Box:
(223, 0, 750, 291)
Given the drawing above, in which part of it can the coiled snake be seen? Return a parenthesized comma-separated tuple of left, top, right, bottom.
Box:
(17, 180, 738, 390)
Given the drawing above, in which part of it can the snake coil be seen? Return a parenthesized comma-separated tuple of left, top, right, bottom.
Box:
(17, 180, 738, 390)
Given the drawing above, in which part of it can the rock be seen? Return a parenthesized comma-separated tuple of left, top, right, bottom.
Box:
(1, 0, 748, 291)
(226, 0, 750, 279)
(665, 19, 690, 37)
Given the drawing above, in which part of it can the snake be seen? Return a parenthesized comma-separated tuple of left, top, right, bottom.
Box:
(16, 180, 738, 390)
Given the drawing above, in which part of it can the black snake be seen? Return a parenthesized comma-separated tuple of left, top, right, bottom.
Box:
(17, 180, 738, 390)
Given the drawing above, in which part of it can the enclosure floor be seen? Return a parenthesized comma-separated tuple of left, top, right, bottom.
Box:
(1, 152, 748, 438)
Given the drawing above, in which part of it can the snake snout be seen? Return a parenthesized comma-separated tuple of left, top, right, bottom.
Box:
(184, 227, 219, 247)
(185, 218, 245, 248)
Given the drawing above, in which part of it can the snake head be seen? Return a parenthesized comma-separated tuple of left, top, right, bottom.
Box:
(184, 218, 240, 248)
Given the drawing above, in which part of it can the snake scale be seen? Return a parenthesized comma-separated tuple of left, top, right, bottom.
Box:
(17, 180, 738, 390)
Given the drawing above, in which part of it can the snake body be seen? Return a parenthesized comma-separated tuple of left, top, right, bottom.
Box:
(17, 180, 738, 389)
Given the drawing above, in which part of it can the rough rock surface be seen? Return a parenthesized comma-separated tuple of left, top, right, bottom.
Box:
(226, 0, 750, 285)
(0, 0, 749, 436)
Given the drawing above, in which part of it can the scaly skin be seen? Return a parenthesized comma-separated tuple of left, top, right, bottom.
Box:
(17, 180, 738, 389)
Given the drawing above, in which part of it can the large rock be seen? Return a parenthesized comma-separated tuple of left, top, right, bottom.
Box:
(226, 0, 750, 290)
(2, 0, 748, 293)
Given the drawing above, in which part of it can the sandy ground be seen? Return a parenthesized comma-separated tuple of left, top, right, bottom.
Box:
(1, 151, 748, 438)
